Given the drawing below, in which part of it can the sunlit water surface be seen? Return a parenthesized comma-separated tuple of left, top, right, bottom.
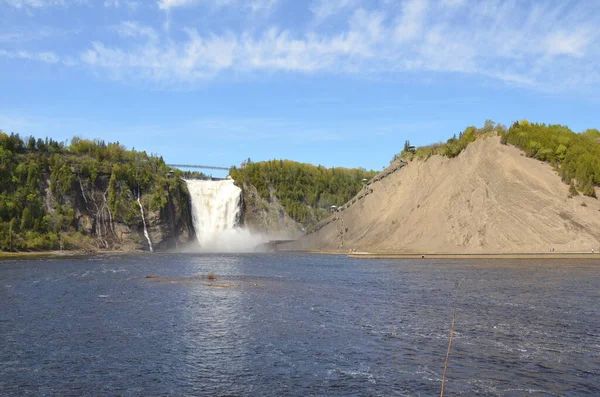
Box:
(1, 253, 598, 396)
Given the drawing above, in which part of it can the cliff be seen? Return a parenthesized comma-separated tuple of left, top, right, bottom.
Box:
(238, 182, 303, 238)
(286, 136, 600, 253)
(230, 159, 377, 232)
(0, 133, 195, 252)
(71, 173, 194, 251)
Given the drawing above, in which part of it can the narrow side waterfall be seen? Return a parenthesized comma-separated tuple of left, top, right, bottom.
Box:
(185, 178, 264, 252)
(137, 193, 154, 252)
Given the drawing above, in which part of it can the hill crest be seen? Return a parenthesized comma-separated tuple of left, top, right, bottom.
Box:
(288, 136, 600, 253)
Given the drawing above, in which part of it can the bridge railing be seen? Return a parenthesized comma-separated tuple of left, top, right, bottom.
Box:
(167, 164, 231, 171)
(181, 175, 226, 181)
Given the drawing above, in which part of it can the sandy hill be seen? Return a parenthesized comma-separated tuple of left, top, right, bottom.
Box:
(286, 136, 600, 253)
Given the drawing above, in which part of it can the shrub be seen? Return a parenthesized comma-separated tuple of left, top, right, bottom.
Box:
(569, 181, 579, 197)
(581, 182, 597, 198)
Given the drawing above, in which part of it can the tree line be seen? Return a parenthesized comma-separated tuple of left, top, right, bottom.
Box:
(230, 159, 377, 226)
(394, 120, 503, 162)
(395, 120, 599, 198)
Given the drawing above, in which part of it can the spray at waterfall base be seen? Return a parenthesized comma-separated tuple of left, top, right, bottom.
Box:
(184, 178, 269, 252)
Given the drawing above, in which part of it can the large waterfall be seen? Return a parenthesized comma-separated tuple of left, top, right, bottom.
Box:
(185, 178, 263, 252)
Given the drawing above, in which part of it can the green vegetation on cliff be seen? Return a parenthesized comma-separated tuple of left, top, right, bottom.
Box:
(501, 121, 600, 197)
(230, 160, 377, 226)
(0, 131, 190, 251)
(398, 120, 599, 198)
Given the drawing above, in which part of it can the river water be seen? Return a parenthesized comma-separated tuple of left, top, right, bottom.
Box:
(1, 253, 598, 396)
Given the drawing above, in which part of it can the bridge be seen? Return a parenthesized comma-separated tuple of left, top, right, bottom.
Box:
(167, 164, 231, 171)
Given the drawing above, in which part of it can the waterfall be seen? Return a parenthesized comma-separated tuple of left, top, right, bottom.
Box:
(185, 178, 264, 252)
(137, 192, 154, 252)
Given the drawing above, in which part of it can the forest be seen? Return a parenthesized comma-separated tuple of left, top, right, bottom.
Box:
(230, 160, 377, 226)
(0, 131, 189, 251)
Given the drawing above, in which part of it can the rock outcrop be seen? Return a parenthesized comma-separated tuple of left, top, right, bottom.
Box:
(56, 174, 195, 252)
(238, 182, 303, 239)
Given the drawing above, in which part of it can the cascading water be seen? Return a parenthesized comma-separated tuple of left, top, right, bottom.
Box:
(137, 193, 154, 252)
(185, 178, 264, 252)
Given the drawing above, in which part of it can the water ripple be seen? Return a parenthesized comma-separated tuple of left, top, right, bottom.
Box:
(0, 254, 598, 396)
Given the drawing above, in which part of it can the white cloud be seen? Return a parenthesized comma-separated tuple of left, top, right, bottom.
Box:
(544, 28, 593, 58)
(3, 0, 599, 92)
(0, 49, 60, 63)
(241, 23, 376, 72)
(0, 33, 24, 42)
(310, 0, 357, 21)
(1, 0, 63, 7)
(81, 29, 238, 82)
(441, 0, 465, 8)
(111, 21, 157, 40)
(157, 0, 278, 13)
(0, 26, 80, 42)
(157, 0, 191, 9)
(247, 0, 278, 13)
(0, 0, 86, 8)
(394, 0, 428, 42)
(104, 0, 139, 9)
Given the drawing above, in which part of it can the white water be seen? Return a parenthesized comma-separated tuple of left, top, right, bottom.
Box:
(185, 179, 266, 252)
(137, 194, 154, 252)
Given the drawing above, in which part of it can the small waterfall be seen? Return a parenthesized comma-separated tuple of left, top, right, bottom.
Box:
(137, 192, 154, 252)
(185, 178, 264, 252)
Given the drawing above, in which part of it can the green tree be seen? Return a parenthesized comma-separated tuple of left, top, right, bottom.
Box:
(20, 207, 34, 230)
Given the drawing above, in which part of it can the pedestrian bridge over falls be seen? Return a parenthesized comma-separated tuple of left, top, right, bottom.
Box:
(167, 164, 231, 171)
(168, 164, 231, 180)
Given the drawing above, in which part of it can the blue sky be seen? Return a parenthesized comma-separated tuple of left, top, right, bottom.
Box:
(1, 0, 599, 177)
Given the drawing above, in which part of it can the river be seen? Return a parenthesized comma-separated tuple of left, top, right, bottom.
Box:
(1, 253, 598, 396)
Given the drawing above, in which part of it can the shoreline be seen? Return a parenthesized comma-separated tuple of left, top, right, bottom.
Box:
(0, 251, 86, 260)
(278, 249, 600, 260)
(2, 249, 599, 261)
(349, 251, 600, 259)
(0, 250, 143, 261)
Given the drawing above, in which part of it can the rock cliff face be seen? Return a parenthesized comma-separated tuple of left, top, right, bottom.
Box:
(286, 137, 600, 253)
(55, 174, 195, 252)
(237, 182, 303, 239)
(70, 173, 302, 252)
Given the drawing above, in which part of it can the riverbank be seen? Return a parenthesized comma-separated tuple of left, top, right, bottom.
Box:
(278, 249, 600, 260)
(3, 249, 599, 261)
(0, 250, 137, 261)
(349, 251, 600, 260)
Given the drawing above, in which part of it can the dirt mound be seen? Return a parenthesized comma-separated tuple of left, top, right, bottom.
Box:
(287, 136, 600, 253)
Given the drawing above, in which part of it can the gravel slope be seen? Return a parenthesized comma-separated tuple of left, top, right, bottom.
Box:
(287, 136, 600, 253)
